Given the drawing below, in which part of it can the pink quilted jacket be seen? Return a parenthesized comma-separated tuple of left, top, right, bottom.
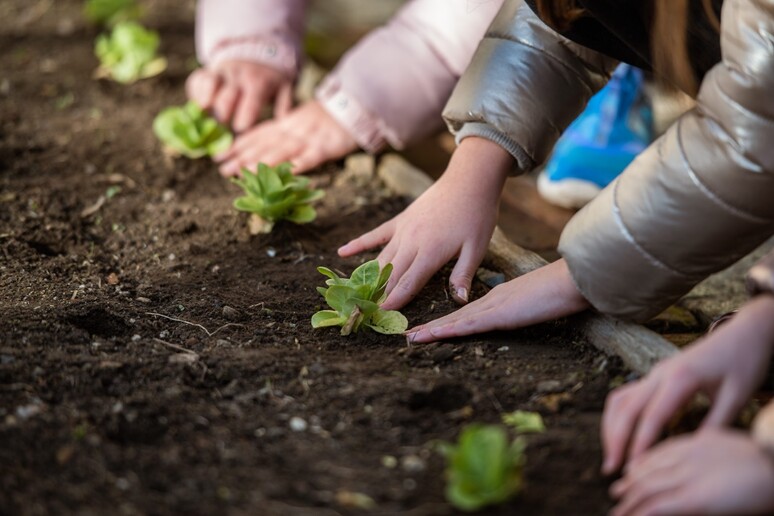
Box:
(196, 0, 503, 151)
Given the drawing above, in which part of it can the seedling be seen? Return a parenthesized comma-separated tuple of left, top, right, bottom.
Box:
(153, 101, 233, 159)
(438, 424, 526, 512)
(501, 410, 545, 434)
(94, 21, 167, 84)
(84, 0, 141, 27)
(231, 162, 324, 233)
(312, 259, 408, 335)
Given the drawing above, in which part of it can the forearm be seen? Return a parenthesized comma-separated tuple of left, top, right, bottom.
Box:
(441, 137, 514, 202)
(443, 0, 616, 174)
(317, 0, 502, 152)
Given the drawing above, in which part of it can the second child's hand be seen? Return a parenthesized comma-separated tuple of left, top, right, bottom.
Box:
(338, 137, 514, 310)
(405, 259, 590, 343)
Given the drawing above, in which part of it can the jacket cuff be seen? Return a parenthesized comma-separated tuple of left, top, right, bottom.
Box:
(747, 253, 774, 297)
(208, 35, 301, 79)
(455, 123, 533, 175)
(316, 77, 388, 153)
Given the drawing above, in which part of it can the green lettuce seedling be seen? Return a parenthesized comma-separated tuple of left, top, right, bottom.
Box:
(312, 259, 408, 335)
(501, 410, 545, 434)
(153, 101, 233, 159)
(231, 162, 324, 233)
(438, 424, 526, 512)
(94, 21, 167, 84)
(84, 0, 141, 27)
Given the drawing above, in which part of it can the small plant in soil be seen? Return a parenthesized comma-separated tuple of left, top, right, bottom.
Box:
(501, 410, 545, 434)
(153, 101, 233, 159)
(438, 424, 526, 512)
(84, 0, 141, 27)
(231, 162, 324, 234)
(312, 259, 408, 336)
(94, 21, 167, 84)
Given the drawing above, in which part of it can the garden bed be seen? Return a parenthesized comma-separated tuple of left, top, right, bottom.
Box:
(1, 1, 623, 514)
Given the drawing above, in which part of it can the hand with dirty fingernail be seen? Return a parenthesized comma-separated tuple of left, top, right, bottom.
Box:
(404, 259, 589, 343)
(339, 137, 511, 310)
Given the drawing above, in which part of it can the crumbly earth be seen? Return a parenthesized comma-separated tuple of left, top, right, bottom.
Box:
(0, 1, 621, 514)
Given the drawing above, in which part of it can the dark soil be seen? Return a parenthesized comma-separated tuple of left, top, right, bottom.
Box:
(1, 2, 622, 514)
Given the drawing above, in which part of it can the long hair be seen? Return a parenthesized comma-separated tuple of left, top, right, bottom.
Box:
(534, 0, 721, 95)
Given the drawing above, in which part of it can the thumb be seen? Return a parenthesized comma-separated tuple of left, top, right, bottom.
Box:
(448, 245, 484, 305)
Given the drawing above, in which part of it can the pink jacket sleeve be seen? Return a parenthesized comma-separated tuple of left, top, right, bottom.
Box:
(316, 0, 504, 152)
(195, 0, 308, 78)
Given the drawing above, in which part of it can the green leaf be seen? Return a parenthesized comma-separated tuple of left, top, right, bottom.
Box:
(286, 204, 317, 224)
(501, 411, 546, 434)
(317, 267, 343, 285)
(230, 162, 324, 230)
(440, 424, 525, 511)
(324, 285, 356, 314)
(311, 310, 344, 328)
(312, 261, 408, 337)
(84, 0, 141, 27)
(154, 101, 233, 159)
(366, 310, 408, 335)
(94, 21, 166, 84)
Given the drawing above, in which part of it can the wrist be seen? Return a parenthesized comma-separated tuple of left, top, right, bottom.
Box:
(442, 137, 513, 200)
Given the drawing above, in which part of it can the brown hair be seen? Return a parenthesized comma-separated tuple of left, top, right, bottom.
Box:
(534, 0, 721, 95)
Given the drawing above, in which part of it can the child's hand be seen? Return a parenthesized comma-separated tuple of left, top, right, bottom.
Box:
(404, 259, 589, 342)
(215, 100, 358, 176)
(601, 295, 774, 475)
(338, 137, 513, 310)
(186, 60, 294, 133)
(610, 429, 774, 516)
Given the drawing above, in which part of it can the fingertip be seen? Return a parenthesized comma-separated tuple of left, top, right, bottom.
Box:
(219, 161, 241, 177)
(450, 285, 469, 305)
(337, 242, 356, 257)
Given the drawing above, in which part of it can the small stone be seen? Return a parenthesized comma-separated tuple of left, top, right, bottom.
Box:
(476, 267, 506, 288)
(536, 380, 563, 394)
(335, 490, 376, 510)
(401, 455, 426, 473)
(381, 455, 398, 469)
(106, 272, 119, 285)
(335, 153, 375, 188)
(159, 330, 170, 339)
(98, 360, 123, 370)
(377, 154, 433, 199)
(16, 404, 42, 420)
(136, 297, 151, 304)
(497, 346, 510, 352)
(289, 416, 308, 432)
(161, 190, 175, 202)
(431, 345, 456, 363)
(56, 445, 75, 465)
(222, 306, 239, 320)
(266, 247, 277, 258)
(168, 353, 199, 365)
(131, 334, 141, 342)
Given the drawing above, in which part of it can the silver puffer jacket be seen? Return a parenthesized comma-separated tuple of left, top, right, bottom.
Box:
(444, 0, 774, 322)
